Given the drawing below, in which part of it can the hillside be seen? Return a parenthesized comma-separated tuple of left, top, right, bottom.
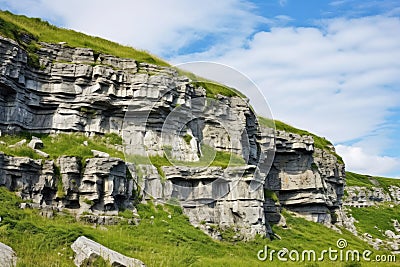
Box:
(0, 10, 399, 267)
(0, 187, 391, 267)
(342, 172, 400, 252)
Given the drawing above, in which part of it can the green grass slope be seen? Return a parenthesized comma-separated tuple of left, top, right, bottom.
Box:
(349, 204, 400, 242)
(0, 133, 124, 164)
(0, 187, 395, 267)
(345, 172, 400, 253)
(346, 171, 400, 192)
(0, 10, 168, 66)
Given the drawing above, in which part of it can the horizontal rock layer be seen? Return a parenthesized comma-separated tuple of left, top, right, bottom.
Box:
(0, 36, 346, 238)
(344, 185, 400, 207)
(264, 130, 345, 225)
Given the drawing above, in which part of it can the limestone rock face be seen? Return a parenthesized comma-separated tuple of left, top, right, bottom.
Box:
(344, 185, 400, 207)
(0, 153, 134, 216)
(264, 130, 345, 225)
(0, 36, 347, 238)
(0, 36, 258, 164)
(71, 236, 146, 267)
(132, 164, 266, 238)
(0, 242, 17, 267)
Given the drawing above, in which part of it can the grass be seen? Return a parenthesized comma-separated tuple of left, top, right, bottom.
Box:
(346, 172, 400, 193)
(0, 187, 393, 267)
(0, 10, 247, 100)
(265, 189, 279, 203)
(127, 144, 246, 179)
(183, 134, 193, 145)
(349, 204, 400, 246)
(192, 81, 246, 99)
(195, 144, 246, 168)
(0, 132, 124, 164)
(0, 10, 168, 66)
(258, 116, 344, 164)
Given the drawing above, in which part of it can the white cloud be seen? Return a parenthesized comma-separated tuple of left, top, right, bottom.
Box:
(0, 0, 266, 57)
(2, 1, 400, 177)
(173, 16, 400, 144)
(172, 15, 400, 177)
(336, 145, 400, 177)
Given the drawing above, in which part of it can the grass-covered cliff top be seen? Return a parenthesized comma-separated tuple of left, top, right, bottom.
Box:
(346, 171, 400, 192)
(258, 116, 344, 164)
(0, 10, 248, 100)
(0, 10, 168, 66)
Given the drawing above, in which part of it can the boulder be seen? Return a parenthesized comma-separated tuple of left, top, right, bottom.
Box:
(91, 150, 110, 158)
(0, 242, 17, 267)
(34, 149, 49, 158)
(385, 230, 396, 239)
(8, 139, 26, 148)
(28, 136, 44, 149)
(71, 236, 146, 267)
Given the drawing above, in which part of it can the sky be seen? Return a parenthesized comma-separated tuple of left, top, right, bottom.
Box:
(0, 0, 399, 177)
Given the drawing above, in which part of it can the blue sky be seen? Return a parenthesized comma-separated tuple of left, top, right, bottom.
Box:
(1, 0, 399, 177)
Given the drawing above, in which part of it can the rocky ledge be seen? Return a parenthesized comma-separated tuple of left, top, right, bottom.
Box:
(0, 36, 345, 239)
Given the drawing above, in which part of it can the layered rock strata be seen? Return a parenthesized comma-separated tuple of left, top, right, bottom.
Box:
(264, 130, 345, 225)
(0, 36, 346, 238)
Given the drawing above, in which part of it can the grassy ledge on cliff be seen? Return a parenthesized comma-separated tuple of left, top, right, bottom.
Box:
(258, 116, 344, 164)
(346, 171, 400, 192)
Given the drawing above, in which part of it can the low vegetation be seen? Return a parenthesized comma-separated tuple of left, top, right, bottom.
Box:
(0, 10, 168, 66)
(349, 204, 400, 246)
(126, 144, 246, 178)
(192, 81, 246, 99)
(0, 187, 391, 267)
(258, 116, 344, 164)
(0, 132, 124, 164)
(264, 189, 279, 203)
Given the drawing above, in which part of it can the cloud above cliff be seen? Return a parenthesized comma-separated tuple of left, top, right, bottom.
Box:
(336, 145, 400, 177)
(1, 0, 400, 177)
(172, 15, 400, 177)
(0, 0, 266, 56)
(174, 15, 400, 140)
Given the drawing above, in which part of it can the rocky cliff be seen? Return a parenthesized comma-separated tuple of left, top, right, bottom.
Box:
(0, 35, 345, 239)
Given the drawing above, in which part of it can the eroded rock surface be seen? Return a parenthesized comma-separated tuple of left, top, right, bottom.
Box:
(264, 130, 345, 225)
(0, 153, 135, 218)
(344, 185, 400, 207)
(0, 36, 346, 238)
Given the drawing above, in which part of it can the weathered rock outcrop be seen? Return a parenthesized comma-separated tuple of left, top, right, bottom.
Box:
(344, 185, 400, 207)
(71, 236, 146, 267)
(133, 164, 267, 238)
(0, 152, 135, 218)
(0, 35, 346, 238)
(264, 130, 345, 225)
